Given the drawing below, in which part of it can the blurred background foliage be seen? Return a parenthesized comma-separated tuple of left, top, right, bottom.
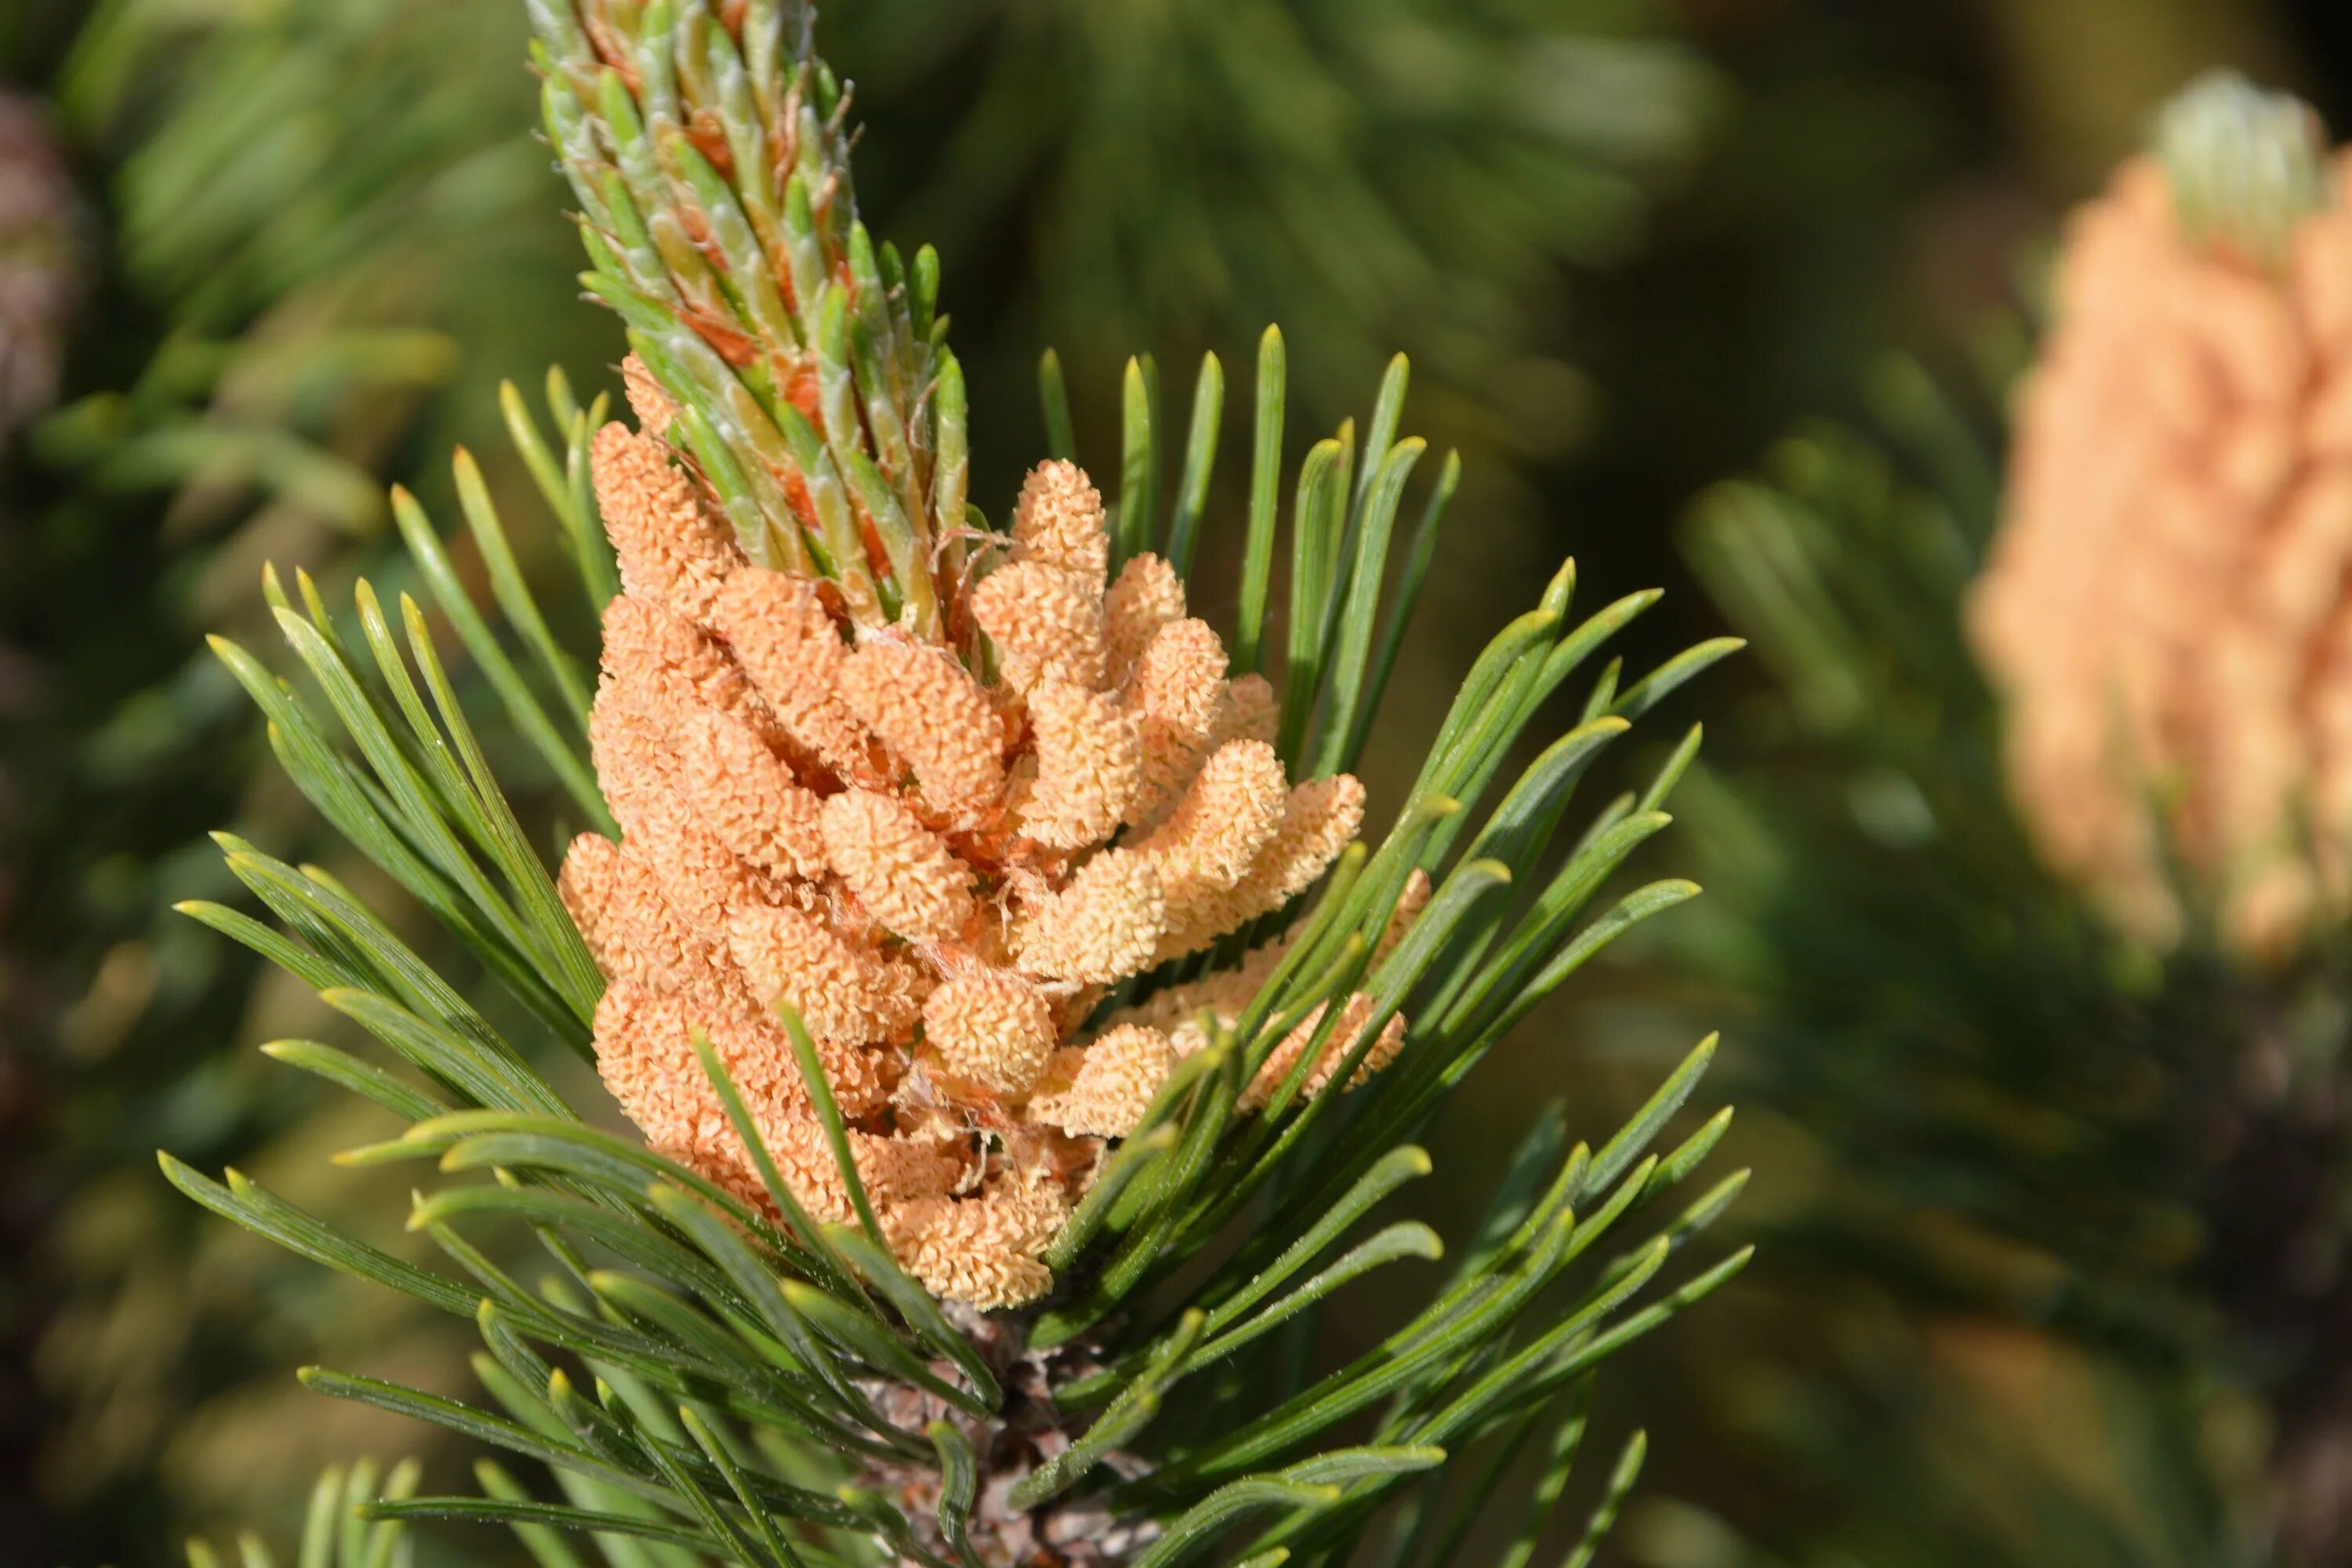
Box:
(7, 0, 2352, 1563)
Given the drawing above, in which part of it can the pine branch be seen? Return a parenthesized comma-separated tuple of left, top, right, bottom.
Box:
(159, 5, 1751, 1563)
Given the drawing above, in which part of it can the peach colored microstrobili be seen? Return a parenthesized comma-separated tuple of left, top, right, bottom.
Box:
(1969, 85, 2352, 960)
(559, 362, 1420, 1307)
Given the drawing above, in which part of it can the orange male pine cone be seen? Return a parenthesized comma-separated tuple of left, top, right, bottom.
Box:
(559, 363, 1416, 1307)
(1970, 74, 2352, 959)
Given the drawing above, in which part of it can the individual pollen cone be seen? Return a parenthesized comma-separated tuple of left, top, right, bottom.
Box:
(710, 566, 873, 779)
(1127, 617, 1234, 826)
(559, 832, 732, 1006)
(1215, 673, 1281, 750)
(564, 409, 1388, 1306)
(1014, 851, 1168, 986)
(1018, 681, 1142, 850)
(727, 902, 917, 1047)
(1105, 552, 1187, 674)
(884, 1171, 1072, 1311)
(835, 639, 1007, 816)
(820, 788, 975, 942)
(620, 779, 782, 946)
(1969, 72, 2352, 959)
(1156, 773, 1367, 960)
(1029, 1025, 1175, 1138)
(971, 560, 1109, 693)
(591, 690, 772, 942)
(619, 353, 675, 438)
(595, 979, 895, 1126)
(922, 968, 1058, 1097)
(1136, 739, 1290, 897)
(677, 709, 829, 881)
(600, 596, 756, 722)
(586, 695, 675, 840)
(591, 421, 737, 622)
(1130, 618, 1229, 740)
(1013, 459, 1111, 589)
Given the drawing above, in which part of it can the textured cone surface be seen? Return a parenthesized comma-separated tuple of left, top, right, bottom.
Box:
(1970, 146, 2352, 958)
(562, 397, 1405, 1305)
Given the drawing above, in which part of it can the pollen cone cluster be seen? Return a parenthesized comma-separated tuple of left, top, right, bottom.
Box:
(1969, 85, 2352, 958)
(561, 368, 1396, 1306)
